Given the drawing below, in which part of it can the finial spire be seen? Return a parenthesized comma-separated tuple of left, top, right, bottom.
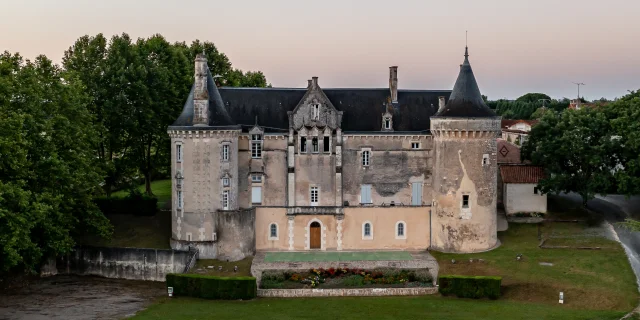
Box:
(464, 31, 469, 60)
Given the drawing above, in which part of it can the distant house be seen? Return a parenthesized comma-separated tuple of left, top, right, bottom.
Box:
(568, 99, 609, 110)
(501, 119, 538, 145)
(499, 165, 547, 215)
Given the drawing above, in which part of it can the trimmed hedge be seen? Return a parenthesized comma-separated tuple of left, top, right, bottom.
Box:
(166, 273, 257, 300)
(438, 275, 501, 299)
(94, 196, 157, 216)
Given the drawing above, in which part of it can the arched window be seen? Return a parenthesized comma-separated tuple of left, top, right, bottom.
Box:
(362, 221, 373, 239)
(395, 221, 407, 239)
(269, 223, 278, 240)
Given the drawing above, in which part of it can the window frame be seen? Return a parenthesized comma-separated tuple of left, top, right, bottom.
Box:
(251, 134, 263, 159)
(269, 223, 278, 240)
(300, 137, 307, 153)
(362, 149, 370, 166)
(222, 144, 230, 162)
(362, 221, 373, 240)
(395, 221, 407, 239)
(222, 177, 230, 187)
(176, 143, 183, 163)
(310, 186, 319, 206)
(411, 142, 420, 149)
(222, 190, 230, 210)
(360, 184, 372, 204)
(313, 104, 320, 120)
(384, 118, 391, 129)
(177, 190, 183, 209)
(323, 136, 331, 153)
(462, 194, 470, 208)
(312, 137, 319, 153)
(251, 174, 262, 183)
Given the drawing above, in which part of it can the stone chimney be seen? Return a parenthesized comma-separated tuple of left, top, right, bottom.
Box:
(312, 76, 318, 88)
(307, 79, 312, 88)
(193, 53, 209, 126)
(389, 66, 398, 103)
(438, 96, 446, 111)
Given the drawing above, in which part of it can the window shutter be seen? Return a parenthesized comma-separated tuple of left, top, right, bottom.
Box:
(412, 182, 422, 206)
(252, 186, 262, 204)
(361, 185, 372, 204)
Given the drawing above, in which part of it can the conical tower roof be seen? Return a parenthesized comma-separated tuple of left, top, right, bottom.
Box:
(435, 47, 496, 118)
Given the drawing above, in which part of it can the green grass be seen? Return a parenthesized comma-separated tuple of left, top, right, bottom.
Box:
(190, 257, 254, 277)
(112, 179, 172, 209)
(132, 296, 627, 320)
(80, 210, 171, 249)
(432, 223, 638, 311)
(264, 251, 413, 262)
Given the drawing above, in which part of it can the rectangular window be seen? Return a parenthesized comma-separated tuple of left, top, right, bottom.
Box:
(310, 187, 319, 206)
(482, 154, 490, 166)
(312, 138, 319, 153)
(222, 144, 229, 161)
(411, 142, 420, 149)
(300, 137, 307, 153)
(462, 195, 469, 208)
(384, 119, 391, 129)
(360, 185, 372, 204)
(313, 104, 320, 120)
(222, 190, 229, 210)
(411, 182, 422, 206)
(251, 174, 262, 183)
(176, 144, 182, 162)
(177, 190, 183, 209)
(251, 134, 262, 158)
(323, 136, 330, 153)
(362, 150, 370, 166)
(222, 178, 230, 187)
(252, 186, 262, 204)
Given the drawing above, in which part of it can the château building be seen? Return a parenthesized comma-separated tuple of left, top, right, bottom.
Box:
(168, 47, 501, 261)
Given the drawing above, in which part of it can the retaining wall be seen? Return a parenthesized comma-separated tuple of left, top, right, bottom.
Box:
(55, 246, 197, 282)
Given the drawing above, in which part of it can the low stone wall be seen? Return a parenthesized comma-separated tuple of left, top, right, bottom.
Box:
(258, 287, 437, 298)
(506, 216, 544, 224)
(56, 246, 195, 282)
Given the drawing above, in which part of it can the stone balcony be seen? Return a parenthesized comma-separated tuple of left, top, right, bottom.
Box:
(286, 206, 344, 216)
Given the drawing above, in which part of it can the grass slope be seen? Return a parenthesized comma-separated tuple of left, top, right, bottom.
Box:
(132, 296, 627, 320)
(112, 179, 172, 209)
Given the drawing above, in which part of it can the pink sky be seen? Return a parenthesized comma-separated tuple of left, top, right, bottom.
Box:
(2, 0, 639, 100)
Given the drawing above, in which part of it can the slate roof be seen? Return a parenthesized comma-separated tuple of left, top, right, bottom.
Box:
(500, 165, 545, 184)
(434, 47, 497, 118)
(171, 84, 451, 132)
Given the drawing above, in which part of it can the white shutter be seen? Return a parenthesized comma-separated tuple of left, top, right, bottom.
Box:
(361, 185, 372, 204)
(252, 186, 262, 204)
(412, 182, 422, 206)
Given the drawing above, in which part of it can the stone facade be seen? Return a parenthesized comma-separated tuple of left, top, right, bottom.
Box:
(168, 47, 501, 259)
(503, 183, 547, 215)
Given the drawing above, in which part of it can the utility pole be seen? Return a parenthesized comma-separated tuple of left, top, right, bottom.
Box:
(573, 82, 585, 100)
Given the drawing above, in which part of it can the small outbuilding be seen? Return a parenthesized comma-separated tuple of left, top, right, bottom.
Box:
(499, 165, 547, 215)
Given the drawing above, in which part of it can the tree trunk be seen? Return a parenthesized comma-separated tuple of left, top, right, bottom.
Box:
(144, 172, 153, 196)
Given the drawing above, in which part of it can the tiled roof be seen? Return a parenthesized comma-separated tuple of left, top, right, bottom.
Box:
(500, 165, 545, 184)
(497, 139, 522, 164)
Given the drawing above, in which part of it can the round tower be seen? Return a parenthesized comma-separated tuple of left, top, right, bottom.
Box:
(430, 47, 501, 253)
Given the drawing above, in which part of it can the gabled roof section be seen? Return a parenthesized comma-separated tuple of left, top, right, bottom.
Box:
(434, 47, 497, 118)
(170, 68, 235, 128)
(500, 165, 545, 184)
(289, 77, 342, 130)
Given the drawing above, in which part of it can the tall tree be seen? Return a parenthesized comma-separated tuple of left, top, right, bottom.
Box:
(522, 108, 618, 207)
(516, 92, 551, 103)
(606, 90, 640, 195)
(0, 52, 111, 273)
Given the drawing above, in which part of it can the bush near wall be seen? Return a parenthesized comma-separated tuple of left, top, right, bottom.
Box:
(94, 196, 158, 216)
(438, 275, 501, 299)
(166, 273, 257, 300)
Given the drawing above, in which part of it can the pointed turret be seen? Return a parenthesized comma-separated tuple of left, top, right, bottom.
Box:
(435, 47, 496, 118)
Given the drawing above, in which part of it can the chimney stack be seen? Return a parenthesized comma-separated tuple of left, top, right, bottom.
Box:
(312, 76, 318, 88)
(438, 96, 446, 111)
(307, 79, 312, 88)
(193, 53, 209, 126)
(389, 66, 398, 103)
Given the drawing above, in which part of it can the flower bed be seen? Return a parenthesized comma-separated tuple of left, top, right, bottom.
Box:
(260, 268, 433, 289)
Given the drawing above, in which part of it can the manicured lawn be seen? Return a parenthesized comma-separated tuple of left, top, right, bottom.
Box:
(112, 179, 172, 209)
(132, 296, 627, 320)
(190, 257, 254, 277)
(432, 223, 638, 311)
(264, 251, 413, 262)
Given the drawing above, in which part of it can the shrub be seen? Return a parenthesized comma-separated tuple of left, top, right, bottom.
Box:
(408, 269, 433, 283)
(166, 273, 256, 300)
(260, 279, 284, 289)
(261, 270, 286, 282)
(343, 275, 365, 287)
(94, 194, 157, 216)
(438, 275, 501, 299)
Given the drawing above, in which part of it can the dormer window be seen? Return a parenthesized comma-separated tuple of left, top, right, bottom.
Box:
(381, 112, 393, 131)
(384, 118, 391, 129)
(251, 134, 262, 159)
(313, 104, 320, 120)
